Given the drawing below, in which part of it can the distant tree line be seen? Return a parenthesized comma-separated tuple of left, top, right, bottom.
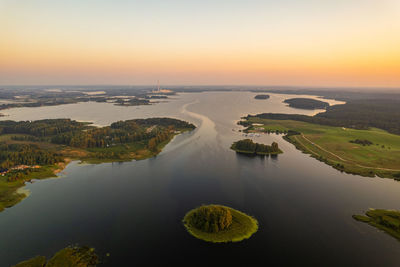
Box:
(0, 119, 88, 137)
(246, 99, 400, 135)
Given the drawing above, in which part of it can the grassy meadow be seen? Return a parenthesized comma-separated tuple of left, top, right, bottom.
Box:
(244, 117, 400, 179)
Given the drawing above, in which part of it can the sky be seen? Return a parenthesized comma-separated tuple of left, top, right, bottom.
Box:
(1, 0, 400, 87)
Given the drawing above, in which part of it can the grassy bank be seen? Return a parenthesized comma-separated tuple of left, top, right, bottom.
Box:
(243, 117, 400, 179)
(183, 204, 258, 243)
(0, 165, 61, 212)
(353, 209, 400, 241)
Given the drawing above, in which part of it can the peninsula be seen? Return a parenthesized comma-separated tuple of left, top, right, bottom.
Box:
(353, 209, 400, 241)
(0, 118, 196, 212)
(183, 204, 258, 243)
(239, 114, 400, 179)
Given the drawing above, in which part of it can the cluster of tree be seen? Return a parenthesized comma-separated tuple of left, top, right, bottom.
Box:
(6, 168, 40, 182)
(147, 131, 171, 152)
(283, 98, 329, 110)
(248, 98, 400, 135)
(232, 139, 281, 154)
(350, 139, 373, 146)
(190, 205, 233, 233)
(0, 143, 62, 170)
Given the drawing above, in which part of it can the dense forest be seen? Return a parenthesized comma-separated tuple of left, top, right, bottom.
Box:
(189, 205, 233, 233)
(231, 139, 281, 155)
(283, 98, 329, 109)
(51, 118, 194, 150)
(0, 143, 62, 169)
(244, 98, 400, 135)
(0, 118, 195, 172)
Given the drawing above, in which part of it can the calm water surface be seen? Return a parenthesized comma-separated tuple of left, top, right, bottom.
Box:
(1, 92, 399, 266)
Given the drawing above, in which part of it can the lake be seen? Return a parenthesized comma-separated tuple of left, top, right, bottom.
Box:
(1, 92, 400, 266)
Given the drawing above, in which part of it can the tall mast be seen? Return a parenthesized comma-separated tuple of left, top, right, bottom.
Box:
(157, 80, 160, 92)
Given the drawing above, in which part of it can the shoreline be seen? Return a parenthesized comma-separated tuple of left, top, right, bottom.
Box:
(0, 129, 193, 214)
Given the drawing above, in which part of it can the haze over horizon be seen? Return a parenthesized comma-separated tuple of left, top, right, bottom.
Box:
(1, 0, 400, 88)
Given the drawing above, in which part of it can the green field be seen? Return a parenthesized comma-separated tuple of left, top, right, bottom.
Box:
(183, 205, 258, 243)
(244, 117, 400, 179)
(353, 209, 400, 241)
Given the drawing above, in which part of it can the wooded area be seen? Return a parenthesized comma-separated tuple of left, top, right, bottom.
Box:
(246, 99, 400, 135)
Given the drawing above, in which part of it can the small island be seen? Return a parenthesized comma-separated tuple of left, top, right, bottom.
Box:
(231, 139, 282, 155)
(12, 245, 98, 267)
(284, 98, 329, 110)
(183, 204, 258, 243)
(254, 94, 270, 100)
(353, 209, 400, 241)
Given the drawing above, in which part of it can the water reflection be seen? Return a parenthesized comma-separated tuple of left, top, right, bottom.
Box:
(1, 92, 399, 267)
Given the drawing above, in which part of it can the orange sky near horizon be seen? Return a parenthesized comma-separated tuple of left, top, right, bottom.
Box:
(1, 0, 399, 87)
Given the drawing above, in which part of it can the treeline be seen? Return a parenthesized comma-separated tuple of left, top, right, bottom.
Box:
(246, 98, 400, 135)
(231, 139, 281, 155)
(350, 139, 373, 146)
(0, 143, 62, 170)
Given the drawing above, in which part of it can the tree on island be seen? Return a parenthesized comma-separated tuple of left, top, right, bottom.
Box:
(232, 139, 281, 154)
(190, 205, 233, 233)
